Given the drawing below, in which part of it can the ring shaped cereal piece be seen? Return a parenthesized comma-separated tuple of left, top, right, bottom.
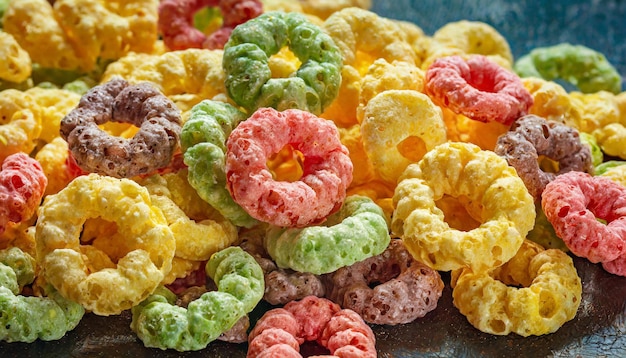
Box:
(514, 43, 622, 94)
(425, 55, 533, 126)
(223, 11, 343, 115)
(60, 78, 182, 178)
(131, 246, 264, 351)
(452, 240, 581, 336)
(255, 256, 326, 305)
(182, 100, 258, 228)
(0, 31, 32, 83)
(430, 20, 513, 65)
(247, 295, 376, 358)
(0, 247, 85, 343)
(299, 0, 372, 20)
(225, 107, 353, 228)
(541, 171, 626, 264)
(25, 87, 82, 145)
(360, 89, 447, 185)
(326, 239, 444, 325)
(158, 0, 263, 51)
(494, 114, 594, 201)
(35, 174, 176, 316)
(264, 195, 390, 275)
(0, 90, 42, 162)
(391, 142, 535, 272)
(0, 153, 47, 235)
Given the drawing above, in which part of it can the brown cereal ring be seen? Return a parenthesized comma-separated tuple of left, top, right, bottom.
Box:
(425, 55, 533, 125)
(60, 78, 182, 178)
(325, 239, 444, 325)
(254, 256, 325, 305)
(494, 114, 594, 201)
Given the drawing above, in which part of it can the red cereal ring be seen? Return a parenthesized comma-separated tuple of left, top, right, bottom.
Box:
(225, 107, 353, 228)
(325, 239, 444, 325)
(60, 78, 182, 179)
(247, 296, 376, 358)
(158, 0, 263, 51)
(425, 55, 533, 125)
(0, 153, 47, 235)
(494, 114, 594, 201)
(542, 171, 626, 265)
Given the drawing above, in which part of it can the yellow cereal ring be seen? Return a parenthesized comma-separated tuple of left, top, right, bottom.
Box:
(338, 124, 377, 188)
(33, 137, 72, 197)
(391, 142, 535, 272)
(356, 58, 425, 124)
(299, 0, 372, 20)
(361, 90, 447, 185)
(567, 91, 619, 133)
(35, 174, 176, 316)
(25, 87, 81, 144)
(522, 77, 581, 123)
(430, 20, 513, 65)
(139, 173, 238, 262)
(100, 49, 227, 112)
(599, 164, 626, 187)
(451, 240, 582, 336)
(441, 107, 512, 151)
(0, 90, 42, 162)
(0, 32, 32, 84)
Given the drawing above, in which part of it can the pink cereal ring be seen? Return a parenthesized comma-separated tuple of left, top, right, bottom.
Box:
(247, 296, 376, 358)
(425, 55, 533, 125)
(0, 153, 47, 234)
(158, 0, 263, 51)
(542, 171, 626, 264)
(226, 108, 353, 228)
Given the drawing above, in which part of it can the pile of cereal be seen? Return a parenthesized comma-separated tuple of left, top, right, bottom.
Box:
(1, 0, 625, 354)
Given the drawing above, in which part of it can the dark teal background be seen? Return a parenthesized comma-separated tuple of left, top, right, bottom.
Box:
(372, 0, 626, 91)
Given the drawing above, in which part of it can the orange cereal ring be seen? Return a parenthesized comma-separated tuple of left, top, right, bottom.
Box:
(60, 78, 182, 178)
(158, 0, 263, 51)
(0, 153, 47, 235)
(392, 142, 535, 272)
(35, 174, 176, 315)
(425, 55, 533, 125)
(226, 107, 352, 228)
(451, 240, 582, 336)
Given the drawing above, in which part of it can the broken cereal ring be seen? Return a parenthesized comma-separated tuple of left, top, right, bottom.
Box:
(60, 78, 182, 178)
(223, 11, 342, 115)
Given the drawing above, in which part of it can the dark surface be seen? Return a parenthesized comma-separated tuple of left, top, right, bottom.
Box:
(2, 1, 626, 357)
(1, 257, 625, 357)
(371, 0, 626, 92)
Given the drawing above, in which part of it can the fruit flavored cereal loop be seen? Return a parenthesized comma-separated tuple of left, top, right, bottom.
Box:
(494, 114, 594, 201)
(392, 142, 535, 272)
(0, 153, 48, 235)
(223, 11, 343, 115)
(131, 246, 264, 351)
(60, 78, 182, 178)
(35, 174, 176, 315)
(0, 247, 85, 343)
(247, 295, 376, 358)
(0, 90, 42, 162)
(514, 43, 622, 94)
(181, 100, 258, 228)
(158, 0, 263, 51)
(541, 171, 626, 266)
(225, 107, 352, 228)
(451, 240, 581, 336)
(326, 239, 444, 325)
(0, 31, 32, 84)
(425, 55, 533, 126)
(264, 195, 390, 275)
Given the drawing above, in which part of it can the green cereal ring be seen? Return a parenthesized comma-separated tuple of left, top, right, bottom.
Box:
(579, 132, 604, 168)
(264, 195, 391, 275)
(223, 11, 343, 115)
(595, 160, 626, 176)
(181, 100, 258, 228)
(0, 247, 85, 343)
(131, 246, 264, 351)
(514, 43, 622, 94)
(526, 203, 568, 252)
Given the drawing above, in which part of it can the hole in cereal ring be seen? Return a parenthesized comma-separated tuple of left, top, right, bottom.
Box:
(435, 195, 481, 232)
(538, 155, 560, 173)
(267, 144, 304, 182)
(489, 319, 506, 334)
(397, 135, 428, 163)
(538, 291, 557, 318)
